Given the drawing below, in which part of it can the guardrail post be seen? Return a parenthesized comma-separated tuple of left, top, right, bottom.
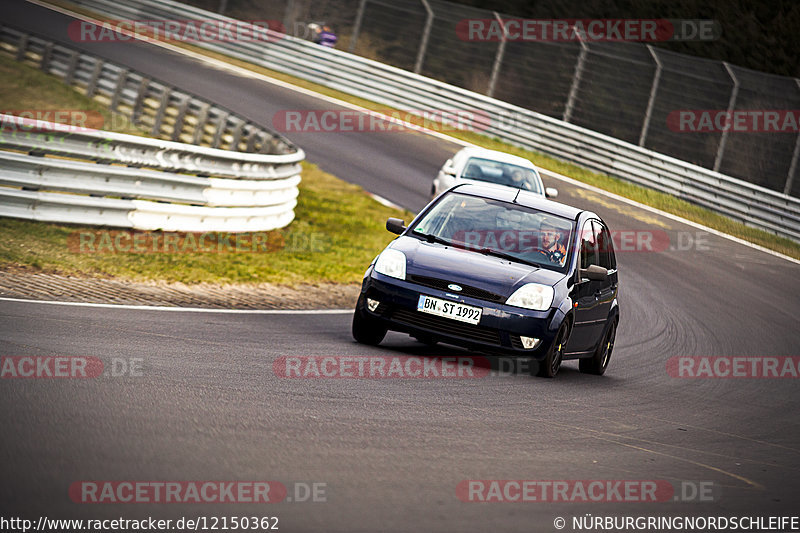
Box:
(230, 120, 245, 151)
(152, 88, 171, 136)
(784, 79, 800, 195)
(171, 97, 190, 142)
(639, 45, 662, 147)
(40, 42, 54, 73)
(63, 50, 80, 85)
(349, 0, 368, 53)
(713, 62, 739, 172)
(86, 59, 103, 98)
(413, 0, 434, 74)
(563, 36, 588, 123)
(192, 104, 210, 145)
(211, 112, 229, 149)
(110, 69, 129, 111)
(245, 126, 259, 152)
(131, 77, 150, 124)
(486, 11, 507, 98)
(259, 133, 275, 154)
(16, 34, 29, 61)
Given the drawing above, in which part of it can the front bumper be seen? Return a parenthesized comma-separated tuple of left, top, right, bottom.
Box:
(358, 270, 562, 357)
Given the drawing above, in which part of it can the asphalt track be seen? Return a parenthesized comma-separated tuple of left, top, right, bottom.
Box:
(1, 1, 800, 531)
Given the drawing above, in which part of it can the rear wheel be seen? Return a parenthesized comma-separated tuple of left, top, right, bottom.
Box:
(352, 308, 387, 345)
(534, 324, 567, 378)
(579, 320, 616, 375)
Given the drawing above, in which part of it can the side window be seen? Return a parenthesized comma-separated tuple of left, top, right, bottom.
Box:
(579, 220, 597, 270)
(593, 221, 616, 270)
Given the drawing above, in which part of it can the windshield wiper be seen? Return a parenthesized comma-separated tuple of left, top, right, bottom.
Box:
(476, 247, 539, 268)
(412, 230, 454, 247)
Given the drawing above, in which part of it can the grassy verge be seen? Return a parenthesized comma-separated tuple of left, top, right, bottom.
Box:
(37, 0, 800, 260)
(0, 51, 412, 284)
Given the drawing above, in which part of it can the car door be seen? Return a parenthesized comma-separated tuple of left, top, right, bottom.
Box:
(566, 220, 606, 353)
(590, 220, 617, 347)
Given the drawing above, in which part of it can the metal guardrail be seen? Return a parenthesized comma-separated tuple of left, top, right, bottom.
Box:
(0, 27, 306, 232)
(30, 0, 800, 241)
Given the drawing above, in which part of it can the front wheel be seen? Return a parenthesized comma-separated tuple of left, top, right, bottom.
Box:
(579, 320, 616, 375)
(534, 324, 567, 378)
(352, 308, 387, 345)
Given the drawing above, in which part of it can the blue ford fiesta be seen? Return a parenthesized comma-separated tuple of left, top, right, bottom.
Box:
(352, 183, 619, 378)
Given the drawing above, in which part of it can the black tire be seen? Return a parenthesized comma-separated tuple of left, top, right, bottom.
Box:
(579, 320, 616, 375)
(352, 309, 387, 345)
(534, 324, 567, 378)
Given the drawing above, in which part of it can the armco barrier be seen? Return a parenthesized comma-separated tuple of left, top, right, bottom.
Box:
(60, 0, 800, 241)
(0, 27, 305, 232)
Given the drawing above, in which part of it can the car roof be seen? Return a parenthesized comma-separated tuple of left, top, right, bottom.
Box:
(450, 183, 587, 220)
(455, 146, 536, 168)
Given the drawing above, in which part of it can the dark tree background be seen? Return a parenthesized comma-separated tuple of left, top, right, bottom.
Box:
(452, 0, 799, 77)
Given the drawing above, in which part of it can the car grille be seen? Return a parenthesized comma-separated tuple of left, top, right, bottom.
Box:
(407, 275, 504, 303)
(391, 308, 502, 345)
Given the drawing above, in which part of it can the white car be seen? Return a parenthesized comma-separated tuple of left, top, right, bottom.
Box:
(432, 147, 558, 199)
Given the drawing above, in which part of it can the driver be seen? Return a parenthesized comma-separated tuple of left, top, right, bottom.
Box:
(507, 169, 530, 190)
(539, 220, 567, 266)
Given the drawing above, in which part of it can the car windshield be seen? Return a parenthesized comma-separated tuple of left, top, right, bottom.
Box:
(410, 192, 575, 272)
(460, 157, 542, 194)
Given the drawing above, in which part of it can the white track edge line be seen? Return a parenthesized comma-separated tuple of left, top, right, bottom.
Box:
(0, 296, 352, 313)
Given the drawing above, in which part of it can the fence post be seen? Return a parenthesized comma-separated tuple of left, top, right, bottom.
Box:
(15, 34, 28, 61)
(86, 59, 103, 98)
(713, 62, 739, 172)
(110, 69, 129, 111)
(40, 42, 54, 73)
(171, 97, 190, 142)
(211, 112, 229, 149)
(64, 50, 80, 85)
(349, 0, 368, 53)
(639, 45, 662, 147)
(784, 79, 800, 195)
(486, 11, 507, 98)
(131, 77, 150, 124)
(563, 36, 588, 123)
(282, 0, 294, 37)
(414, 0, 434, 74)
(152, 88, 171, 136)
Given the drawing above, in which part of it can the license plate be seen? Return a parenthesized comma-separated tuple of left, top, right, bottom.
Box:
(417, 295, 482, 325)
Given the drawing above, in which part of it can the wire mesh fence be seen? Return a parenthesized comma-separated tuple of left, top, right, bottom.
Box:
(180, 0, 800, 198)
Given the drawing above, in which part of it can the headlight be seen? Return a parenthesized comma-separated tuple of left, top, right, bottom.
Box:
(373, 249, 406, 280)
(506, 283, 554, 311)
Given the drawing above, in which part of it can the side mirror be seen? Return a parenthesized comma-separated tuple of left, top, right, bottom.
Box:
(386, 218, 406, 235)
(545, 187, 558, 199)
(581, 264, 608, 281)
(442, 165, 456, 176)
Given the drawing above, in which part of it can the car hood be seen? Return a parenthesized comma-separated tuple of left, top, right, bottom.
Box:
(389, 236, 565, 297)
